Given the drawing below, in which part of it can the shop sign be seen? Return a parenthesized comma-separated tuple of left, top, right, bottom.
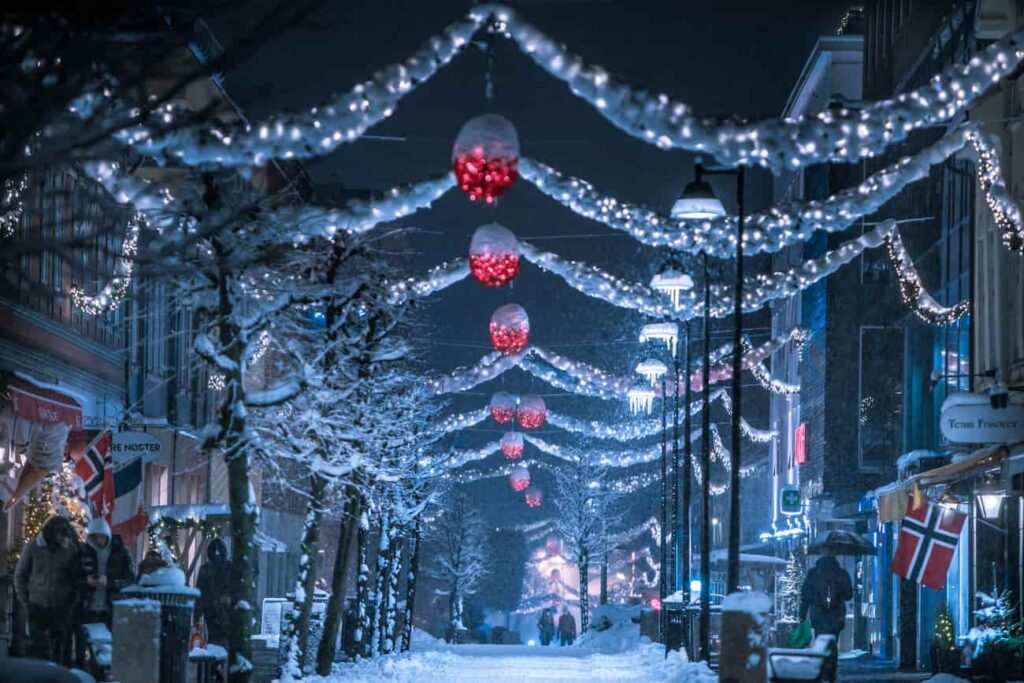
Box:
(794, 422, 806, 465)
(111, 430, 162, 464)
(940, 402, 1024, 444)
(780, 487, 802, 515)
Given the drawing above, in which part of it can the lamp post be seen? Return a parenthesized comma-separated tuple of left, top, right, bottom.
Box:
(672, 164, 732, 660)
(674, 160, 745, 597)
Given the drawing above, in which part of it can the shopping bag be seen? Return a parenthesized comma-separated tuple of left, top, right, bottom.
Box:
(790, 619, 812, 648)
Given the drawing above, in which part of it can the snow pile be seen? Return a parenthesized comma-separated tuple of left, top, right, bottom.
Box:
(923, 675, 969, 683)
(574, 604, 646, 654)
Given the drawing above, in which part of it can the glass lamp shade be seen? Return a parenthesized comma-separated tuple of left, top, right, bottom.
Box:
(977, 492, 1005, 519)
(671, 179, 727, 219)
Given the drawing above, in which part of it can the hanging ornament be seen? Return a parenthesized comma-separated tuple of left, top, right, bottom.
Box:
(509, 465, 531, 492)
(452, 113, 519, 204)
(489, 303, 530, 354)
(501, 431, 524, 460)
(517, 394, 546, 429)
(524, 486, 543, 508)
(490, 391, 518, 424)
(469, 223, 521, 287)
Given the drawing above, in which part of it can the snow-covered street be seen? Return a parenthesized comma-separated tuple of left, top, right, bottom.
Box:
(307, 643, 716, 682)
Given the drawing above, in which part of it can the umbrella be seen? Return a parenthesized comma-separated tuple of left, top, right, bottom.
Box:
(807, 529, 876, 556)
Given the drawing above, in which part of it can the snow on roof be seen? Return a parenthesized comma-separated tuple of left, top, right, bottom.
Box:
(897, 449, 943, 474)
(941, 390, 1024, 412)
(721, 590, 772, 616)
(148, 503, 230, 523)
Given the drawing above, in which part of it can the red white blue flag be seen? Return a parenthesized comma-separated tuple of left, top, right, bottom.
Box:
(891, 498, 966, 590)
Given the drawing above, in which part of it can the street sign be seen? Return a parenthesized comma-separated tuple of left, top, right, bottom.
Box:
(112, 431, 162, 464)
(780, 487, 802, 515)
(940, 400, 1024, 444)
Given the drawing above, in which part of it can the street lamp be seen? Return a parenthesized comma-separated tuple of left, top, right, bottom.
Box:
(636, 359, 669, 386)
(977, 478, 1006, 520)
(673, 160, 746, 660)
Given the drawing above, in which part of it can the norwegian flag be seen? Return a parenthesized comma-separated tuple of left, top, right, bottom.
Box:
(71, 431, 113, 515)
(891, 497, 966, 590)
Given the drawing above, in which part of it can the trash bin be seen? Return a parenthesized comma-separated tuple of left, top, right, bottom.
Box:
(664, 594, 688, 654)
(121, 567, 200, 683)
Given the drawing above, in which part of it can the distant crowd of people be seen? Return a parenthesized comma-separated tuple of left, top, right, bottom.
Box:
(12, 514, 233, 670)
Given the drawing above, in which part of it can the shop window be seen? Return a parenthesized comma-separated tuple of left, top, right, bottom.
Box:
(858, 326, 904, 471)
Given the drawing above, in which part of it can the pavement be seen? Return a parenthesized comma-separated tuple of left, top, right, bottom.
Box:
(837, 658, 932, 682)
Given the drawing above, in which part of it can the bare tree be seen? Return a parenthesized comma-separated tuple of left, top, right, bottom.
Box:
(426, 490, 488, 642)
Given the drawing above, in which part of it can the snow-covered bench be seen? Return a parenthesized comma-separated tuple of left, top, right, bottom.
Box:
(767, 634, 837, 683)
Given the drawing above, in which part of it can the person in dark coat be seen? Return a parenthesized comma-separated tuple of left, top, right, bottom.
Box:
(537, 608, 555, 646)
(14, 516, 79, 665)
(195, 538, 232, 645)
(557, 608, 576, 646)
(77, 518, 135, 625)
(800, 553, 853, 681)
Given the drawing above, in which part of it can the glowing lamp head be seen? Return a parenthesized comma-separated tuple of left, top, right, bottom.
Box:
(639, 322, 679, 354)
(635, 359, 668, 386)
(671, 178, 726, 219)
(650, 268, 694, 308)
(627, 387, 656, 415)
(977, 478, 1006, 520)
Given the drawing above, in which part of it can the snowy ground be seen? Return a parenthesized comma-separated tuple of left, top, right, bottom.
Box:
(304, 642, 716, 682)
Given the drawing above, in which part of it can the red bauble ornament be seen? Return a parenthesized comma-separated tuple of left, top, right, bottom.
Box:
(524, 486, 543, 508)
(517, 394, 546, 430)
(490, 303, 530, 354)
(490, 391, 518, 424)
(501, 431, 524, 460)
(452, 114, 520, 204)
(509, 465, 530, 492)
(469, 223, 520, 288)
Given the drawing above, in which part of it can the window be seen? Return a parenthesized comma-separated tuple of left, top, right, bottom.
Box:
(858, 326, 905, 470)
(146, 463, 170, 507)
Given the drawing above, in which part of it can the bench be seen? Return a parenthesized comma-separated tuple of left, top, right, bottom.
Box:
(767, 634, 837, 683)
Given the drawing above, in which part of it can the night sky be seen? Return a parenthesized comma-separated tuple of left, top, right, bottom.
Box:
(209, 0, 855, 526)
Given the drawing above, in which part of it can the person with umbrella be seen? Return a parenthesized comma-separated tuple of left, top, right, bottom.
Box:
(799, 530, 870, 681)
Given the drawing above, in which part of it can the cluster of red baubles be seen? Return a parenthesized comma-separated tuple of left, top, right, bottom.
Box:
(501, 431, 524, 460)
(490, 323, 529, 354)
(490, 391, 517, 424)
(453, 152, 518, 204)
(469, 252, 520, 288)
(524, 486, 543, 508)
(516, 394, 546, 430)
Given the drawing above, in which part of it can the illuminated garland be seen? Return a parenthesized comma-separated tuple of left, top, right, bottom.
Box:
(0, 173, 28, 238)
(518, 126, 998, 257)
(429, 408, 490, 436)
(492, 5, 1024, 168)
(117, 4, 1024, 174)
(208, 329, 272, 391)
(748, 359, 801, 396)
(885, 229, 971, 324)
(388, 257, 469, 304)
(968, 128, 1024, 252)
(68, 212, 142, 314)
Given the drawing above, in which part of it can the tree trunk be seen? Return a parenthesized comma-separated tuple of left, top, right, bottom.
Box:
(316, 483, 359, 674)
(400, 519, 422, 652)
(215, 263, 256, 683)
(282, 473, 327, 678)
(354, 506, 372, 658)
(579, 552, 590, 634)
(369, 507, 390, 657)
(600, 558, 608, 605)
(380, 532, 402, 654)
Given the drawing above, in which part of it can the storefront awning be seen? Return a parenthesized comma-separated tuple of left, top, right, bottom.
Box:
(6, 375, 82, 429)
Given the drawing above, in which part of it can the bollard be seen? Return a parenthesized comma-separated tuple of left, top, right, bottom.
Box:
(719, 591, 771, 683)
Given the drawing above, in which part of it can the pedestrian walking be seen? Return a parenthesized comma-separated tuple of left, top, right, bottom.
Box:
(537, 608, 555, 646)
(14, 515, 79, 665)
(557, 608, 576, 646)
(800, 552, 853, 682)
(77, 517, 135, 624)
(195, 538, 232, 645)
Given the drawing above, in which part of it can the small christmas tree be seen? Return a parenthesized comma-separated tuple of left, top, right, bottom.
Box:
(777, 552, 804, 624)
(933, 603, 955, 650)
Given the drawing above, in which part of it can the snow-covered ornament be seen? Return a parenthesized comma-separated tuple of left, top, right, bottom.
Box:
(509, 465, 531, 492)
(627, 387, 656, 415)
(639, 322, 679, 354)
(490, 391, 518, 424)
(524, 486, 543, 508)
(489, 303, 530, 354)
(635, 359, 668, 386)
(452, 114, 519, 204)
(517, 394, 546, 429)
(501, 431, 524, 460)
(469, 223, 521, 287)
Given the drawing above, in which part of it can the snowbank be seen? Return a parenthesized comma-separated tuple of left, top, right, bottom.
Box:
(574, 603, 646, 654)
(923, 675, 969, 683)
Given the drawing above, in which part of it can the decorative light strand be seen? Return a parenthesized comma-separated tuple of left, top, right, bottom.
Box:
(207, 329, 273, 391)
(388, 257, 469, 304)
(0, 173, 28, 238)
(747, 358, 801, 396)
(491, 4, 1024, 168)
(885, 229, 971, 324)
(967, 128, 1024, 252)
(69, 212, 142, 314)
(428, 408, 491, 436)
